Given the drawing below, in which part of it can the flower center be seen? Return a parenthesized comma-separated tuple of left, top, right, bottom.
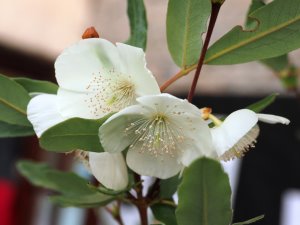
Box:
(85, 69, 136, 117)
(125, 113, 184, 158)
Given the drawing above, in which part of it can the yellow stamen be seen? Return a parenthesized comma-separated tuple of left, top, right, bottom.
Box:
(208, 114, 222, 126)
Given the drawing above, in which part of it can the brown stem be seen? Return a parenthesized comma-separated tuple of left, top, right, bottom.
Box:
(137, 203, 148, 225)
(160, 70, 184, 92)
(146, 178, 160, 199)
(187, 3, 221, 102)
(105, 202, 125, 225)
(133, 173, 148, 225)
(160, 65, 197, 92)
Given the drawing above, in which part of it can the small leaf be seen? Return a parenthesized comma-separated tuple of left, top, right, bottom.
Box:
(233, 215, 264, 225)
(0, 74, 31, 126)
(246, 93, 277, 113)
(176, 157, 232, 225)
(39, 115, 112, 152)
(205, 0, 300, 64)
(245, 0, 265, 30)
(167, 0, 211, 68)
(50, 193, 113, 208)
(152, 203, 178, 225)
(13, 77, 58, 95)
(126, 0, 148, 50)
(17, 160, 114, 207)
(0, 121, 34, 137)
(260, 55, 289, 72)
(159, 175, 181, 199)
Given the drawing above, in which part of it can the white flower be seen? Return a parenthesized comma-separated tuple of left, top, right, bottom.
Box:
(55, 38, 160, 119)
(99, 94, 215, 179)
(210, 109, 290, 161)
(27, 38, 160, 190)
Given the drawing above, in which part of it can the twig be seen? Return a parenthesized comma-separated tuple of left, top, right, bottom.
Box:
(187, 2, 222, 102)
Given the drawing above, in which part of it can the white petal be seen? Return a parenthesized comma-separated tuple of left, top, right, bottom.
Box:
(257, 113, 290, 125)
(99, 105, 147, 153)
(136, 94, 216, 162)
(126, 146, 182, 179)
(57, 88, 107, 119)
(89, 152, 128, 190)
(55, 39, 124, 92)
(116, 43, 160, 96)
(27, 94, 65, 137)
(180, 142, 217, 167)
(211, 109, 258, 156)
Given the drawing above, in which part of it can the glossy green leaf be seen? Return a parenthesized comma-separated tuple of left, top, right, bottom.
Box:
(0, 121, 34, 137)
(0, 74, 31, 126)
(167, 0, 211, 68)
(40, 115, 112, 152)
(152, 203, 178, 225)
(13, 77, 58, 95)
(126, 0, 148, 50)
(233, 215, 264, 225)
(159, 175, 181, 199)
(205, 0, 300, 65)
(17, 160, 114, 207)
(176, 157, 232, 225)
(246, 93, 278, 113)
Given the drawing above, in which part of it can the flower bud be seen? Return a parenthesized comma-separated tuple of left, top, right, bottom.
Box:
(82, 26, 100, 39)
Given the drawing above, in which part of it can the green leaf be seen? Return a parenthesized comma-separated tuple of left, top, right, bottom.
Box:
(152, 203, 178, 225)
(126, 0, 148, 50)
(0, 121, 34, 137)
(176, 157, 232, 225)
(246, 93, 277, 113)
(0, 74, 31, 126)
(245, 1, 291, 75)
(159, 175, 181, 199)
(245, 0, 265, 30)
(260, 55, 289, 72)
(205, 0, 300, 65)
(39, 115, 112, 152)
(50, 193, 113, 208)
(167, 0, 211, 68)
(233, 215, 264, 225)
(17, 160, 114, 207)
(13, 77, 58, 95)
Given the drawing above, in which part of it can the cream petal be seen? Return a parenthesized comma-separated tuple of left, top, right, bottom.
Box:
(136, 94, 215, 159)
(99, 105, 147, 153)
(126, 145, 182, 179)
(27, 94, 65, 137)
(211, 109, 258, 156)
(89, 152, 128, 190)
(55, 39, 124, 92)
(57, 88, 108, 119)
(180, 145, 205, 167)
(257, 113, 290, 125)
(116, 43, 160, 96)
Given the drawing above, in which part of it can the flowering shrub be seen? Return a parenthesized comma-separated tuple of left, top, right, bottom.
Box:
(0, 0, 298, 224)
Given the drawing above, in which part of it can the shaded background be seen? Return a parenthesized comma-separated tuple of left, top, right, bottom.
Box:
(0, 0, 299, 224)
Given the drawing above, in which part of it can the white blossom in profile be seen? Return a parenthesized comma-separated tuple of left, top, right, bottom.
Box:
(209, 109, 290, 161)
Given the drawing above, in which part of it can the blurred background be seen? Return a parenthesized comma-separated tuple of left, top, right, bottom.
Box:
(0, 0, 299, 225)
